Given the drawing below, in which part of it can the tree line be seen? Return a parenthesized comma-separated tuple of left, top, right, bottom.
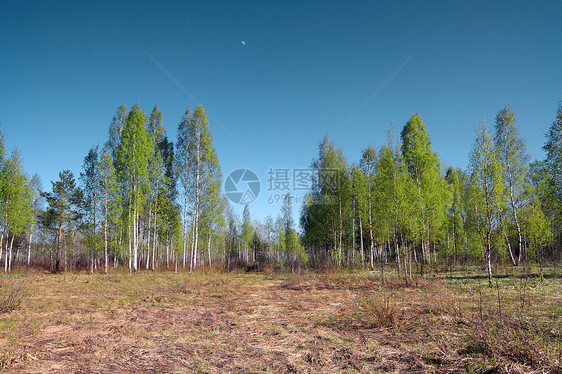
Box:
(0, 103, 299, 274)
(301, 103, 561, 284)
(0, 102, 561, 280)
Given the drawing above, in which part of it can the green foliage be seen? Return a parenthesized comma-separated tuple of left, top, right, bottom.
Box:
(2, 150, 34, 237)
(469, 125, 505, 284)
(543, 101, 562, 200)
(41, 170, 82, 272)
(80, 146, 101, 261)
(7, 100, 560, 273)
(115, 103, 153, 215)
(400, 114, 451, 259)
(445, 167, 466, 261)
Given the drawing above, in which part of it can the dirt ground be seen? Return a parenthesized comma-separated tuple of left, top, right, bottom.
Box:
(0, 269, 560, 373)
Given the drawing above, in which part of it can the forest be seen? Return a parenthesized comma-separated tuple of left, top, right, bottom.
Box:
(1, 102, 562, 373)
(0, 102, 561, 283)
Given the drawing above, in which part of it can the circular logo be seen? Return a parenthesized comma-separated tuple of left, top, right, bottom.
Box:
(225, 168, 261, 204)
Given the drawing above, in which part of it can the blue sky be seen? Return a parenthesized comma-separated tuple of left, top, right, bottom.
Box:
(1, 0, 561, 224)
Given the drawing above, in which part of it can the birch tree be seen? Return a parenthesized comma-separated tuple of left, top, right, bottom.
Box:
(469, 125, 505, 286)
(80, 146, 100, 273)
(1, 150, 34, 273)
(494, 104, 529, 265)
(360, 145, 377, 269)
(115, 104, 153, 271)
(400, 114, 449, 271)
(98, 150, 121, 273)
(176, 105, 221, 271)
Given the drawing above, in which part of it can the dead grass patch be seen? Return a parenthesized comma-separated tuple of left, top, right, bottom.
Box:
(0, 271, 559, 373)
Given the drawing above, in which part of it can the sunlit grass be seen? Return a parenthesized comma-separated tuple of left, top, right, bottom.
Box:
(0, 267, 560, 372)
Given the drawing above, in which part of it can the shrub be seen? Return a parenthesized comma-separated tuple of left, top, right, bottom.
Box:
(0, 283, 28, 314)
(357, 293, 400, 328)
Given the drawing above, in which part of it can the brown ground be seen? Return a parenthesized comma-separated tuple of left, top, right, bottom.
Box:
(0, 269, 560, 373)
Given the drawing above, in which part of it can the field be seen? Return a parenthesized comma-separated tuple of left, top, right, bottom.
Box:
(0, 267, 560, 373)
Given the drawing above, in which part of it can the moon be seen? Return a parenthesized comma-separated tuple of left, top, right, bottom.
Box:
(241, 40, 246, 46)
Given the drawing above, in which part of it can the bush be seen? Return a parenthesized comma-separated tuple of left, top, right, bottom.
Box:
(357, 293, 400, 328)
(0, 283, 28, 314)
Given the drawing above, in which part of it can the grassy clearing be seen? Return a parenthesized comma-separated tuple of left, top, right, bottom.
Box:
(0, 268, 560, 373)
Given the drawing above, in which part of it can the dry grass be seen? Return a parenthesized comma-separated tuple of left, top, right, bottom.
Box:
(0, 269, 560, 373)
(0, 282, 28, 314)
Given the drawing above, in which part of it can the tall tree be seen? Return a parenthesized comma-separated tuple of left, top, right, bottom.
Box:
(400, 114, 449, 270)
(98, 150, 121, 273)
(494, 104, 529, 265)
(242, 203, 253, 263)
(351, 165, 367, 266)
(176, 105, 221, 271)
(360, 145, 377, 269)
(1, 150, 34, 273)
(445, 167, 466, 266)
(115, 104, 153, 271)
(106, 104, 127, 157)
(146, 105, 166, 270)
(543, 101, 562, 200)
(42, 170, 82, 273)
(80, 146, 100, 273)
(27, 173, 43, 266)
(469, 125, 505, 286)
(176, 107, 192, 268)
(543, 101, 562, 251)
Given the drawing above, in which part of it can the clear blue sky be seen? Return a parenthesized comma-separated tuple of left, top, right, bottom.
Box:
(1, 0, 561, 225)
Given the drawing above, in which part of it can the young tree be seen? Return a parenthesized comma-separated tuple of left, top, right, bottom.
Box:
(469, 125, 505, 286)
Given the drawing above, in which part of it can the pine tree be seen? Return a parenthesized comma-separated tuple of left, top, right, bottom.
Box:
(42, 170, 82, 273)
